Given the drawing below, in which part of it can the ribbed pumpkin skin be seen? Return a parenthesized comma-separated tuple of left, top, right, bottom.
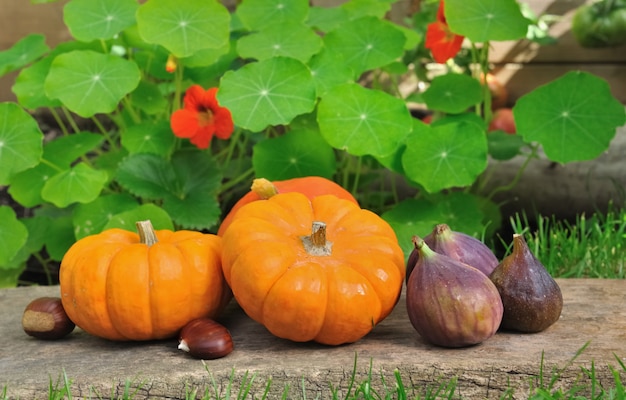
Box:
(217, 176, 358, 236)
(59, 228, 229, 341)
(221, 192, 405, 345)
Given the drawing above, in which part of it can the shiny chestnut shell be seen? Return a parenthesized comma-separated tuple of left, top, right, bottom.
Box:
(178, 318, 233, 359)
(22, 297, 75, 340)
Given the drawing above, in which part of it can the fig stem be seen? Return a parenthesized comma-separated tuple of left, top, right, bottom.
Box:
(412, 236, 436, 258)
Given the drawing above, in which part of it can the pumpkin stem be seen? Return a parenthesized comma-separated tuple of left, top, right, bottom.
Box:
(301, 221, 332, 256)
(136, 220, 158, 246)
(251, 178, 279, 199)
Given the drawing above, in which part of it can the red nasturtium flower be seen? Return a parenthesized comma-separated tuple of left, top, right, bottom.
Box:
(425, 1, 465, 64)
(170, 85, 234, 149)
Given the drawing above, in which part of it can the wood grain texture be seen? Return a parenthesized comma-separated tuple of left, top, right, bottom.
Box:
(1, 279, 624, 399)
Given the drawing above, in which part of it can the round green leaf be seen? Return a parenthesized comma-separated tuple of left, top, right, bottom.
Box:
(236, 22, 322, 63)
(252, 129, 337, 180)
(422, 73, 483, 114)
(0, 102, 43, 185)
(136, 0, 230, 58)
(129, 80, 169, 115)
(514, 71, 626, 163)
(0, 34, 48, 76)
(487, 131, 525, 161)
(323, 16, 406, 76)
(103, 204, 174, 232)
(41, 163, 109, 207)
(445, 0, 530, 42)
(317, 83, 413, 157)
(236, 0, 309, 31)
(218, 57, 317, 132)
(45, 50, 141, 117)
(0, 206, 28, 266)
(44, 132, 104, 167)
(7, 163, 56, 208)
(13, 41, 103, 109)
(121, 121, 175, 156)
(73, 194, 139, 239)
(307, 6, 349, 33)
(64, 0, 139, 42)
(402, 121, 488, 193)
(307, 48, 355, 97)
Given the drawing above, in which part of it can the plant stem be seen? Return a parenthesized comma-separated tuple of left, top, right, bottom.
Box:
(486, 144, 539, 200)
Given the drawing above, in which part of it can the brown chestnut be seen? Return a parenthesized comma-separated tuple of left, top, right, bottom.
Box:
(178, 318, 233, 359)
(22, 297, 75, 340)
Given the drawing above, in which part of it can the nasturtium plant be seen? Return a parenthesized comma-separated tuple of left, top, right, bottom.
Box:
(1, 0, 625, 287)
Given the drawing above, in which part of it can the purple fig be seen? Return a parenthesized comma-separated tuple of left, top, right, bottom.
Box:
(406, 224, 499, 282)
(489, 234, 563, 333)
(406, 236, 504, 348)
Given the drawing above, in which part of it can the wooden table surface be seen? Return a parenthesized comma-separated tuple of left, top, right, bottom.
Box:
(1, 279, 624, 399)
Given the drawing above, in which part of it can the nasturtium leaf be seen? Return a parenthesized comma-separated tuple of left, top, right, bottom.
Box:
(0, 206, 28, 266)
(180, 41, 231, 69)
(103, 204, 174, 232)
(64, 0, 138, 42)
(0, 34, 48, 76)
(323, 16, 406, 76)
(341, 0, 393, 20)
(317, 83, 413, 157)
(252, 129, 337, 180)
(73, 194, 139, 239)
(445, 0, 530, 42)
(307, 48, 355, 96)
(121, 121, 175, 156)
(129, 80, 168, 115)
(13, 56, 63, 109)
(13, 41, 103, 109)
(514, 71, 626, 163)
(45, 50, 141, 117)
(422, 73, 483, 114)
(487, 131, 525, 161)
(218, 57, 316, 132)
(236, 0, 309, 31)
(382, 193, 487, 260)
(7, 163, 56, 208)
(44, 132, 104, 167)
(236, 22, 322, 63)
(41, 163, 109, 208)
(136, 0, 230, 58)
(0, 102, 43, 185)
(402, 121, 488, 193)
(307, 6, 349, 33)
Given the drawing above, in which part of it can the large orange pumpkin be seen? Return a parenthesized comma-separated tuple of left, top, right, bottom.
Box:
(59, 220, 230, 341)
(217, 176, 357, 236)
(221, 192, 405, 345)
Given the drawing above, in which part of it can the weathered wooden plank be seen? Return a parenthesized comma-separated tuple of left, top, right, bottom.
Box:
(1, 279, 624, 399)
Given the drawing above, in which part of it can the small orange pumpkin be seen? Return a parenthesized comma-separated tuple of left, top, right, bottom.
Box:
(217, 176, 358, 236)
(59, 220, 230, 341)
(221, 192, 405, 345)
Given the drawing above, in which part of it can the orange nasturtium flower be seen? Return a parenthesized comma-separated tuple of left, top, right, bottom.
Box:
(170, 85, 234, 150)
(165, 54, 177, 73)
(425, 1, 465, 64)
